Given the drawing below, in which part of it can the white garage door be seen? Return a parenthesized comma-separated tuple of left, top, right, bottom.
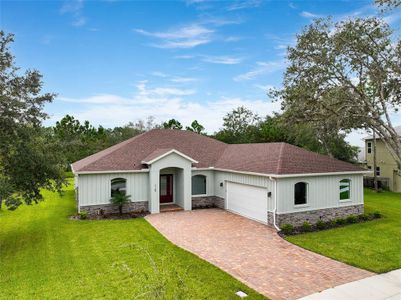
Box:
(226, 182, 267, 224)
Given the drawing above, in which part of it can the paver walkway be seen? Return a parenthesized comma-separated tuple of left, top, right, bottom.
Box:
(146, 209, 372, 300)
(300, 268, 401, 300)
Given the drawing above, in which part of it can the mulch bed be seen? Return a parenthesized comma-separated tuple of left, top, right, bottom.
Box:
(70, 211, 149, 221)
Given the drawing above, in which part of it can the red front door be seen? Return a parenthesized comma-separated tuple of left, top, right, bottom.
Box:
(160, 174, 173, 203)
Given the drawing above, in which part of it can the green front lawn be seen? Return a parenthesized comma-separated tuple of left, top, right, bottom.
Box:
(0, 181, 264, 299)
(287, 189, 401, 273)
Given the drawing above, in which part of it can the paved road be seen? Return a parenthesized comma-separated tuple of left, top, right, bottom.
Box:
(301, 269, 401, 300)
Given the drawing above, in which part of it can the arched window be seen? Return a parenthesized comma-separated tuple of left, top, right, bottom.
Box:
(294, 182, 308, 205)
(340, 179, 351, 200)
(111, 178, 127, 197)
(192, 175, 206, 195)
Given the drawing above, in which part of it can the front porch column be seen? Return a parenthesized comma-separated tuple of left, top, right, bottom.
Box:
(183, 167, 192, 211)
(149, 166, 160, 214)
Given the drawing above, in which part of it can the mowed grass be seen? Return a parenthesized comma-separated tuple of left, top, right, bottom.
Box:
(287, 189, 401, 273)
(0, 180, 265, 300)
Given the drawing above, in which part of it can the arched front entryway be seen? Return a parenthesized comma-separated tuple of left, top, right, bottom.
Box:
(143, 149, 197, 213)
(159, 167, 186, 210)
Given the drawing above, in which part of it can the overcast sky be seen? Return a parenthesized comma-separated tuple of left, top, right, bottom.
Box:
(2, 0, 401, 146)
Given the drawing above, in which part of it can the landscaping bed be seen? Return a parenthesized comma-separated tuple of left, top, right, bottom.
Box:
(279, 211, 382, 236)
(70, 210, 149, 220)
(286, 189, 401, 273)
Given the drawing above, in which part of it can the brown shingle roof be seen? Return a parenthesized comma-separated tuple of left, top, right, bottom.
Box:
(72, 129, 227, 172)
(72, 129, 364, 175)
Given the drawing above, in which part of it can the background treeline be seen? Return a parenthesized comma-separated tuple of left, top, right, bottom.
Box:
(49, 105, 358, 172)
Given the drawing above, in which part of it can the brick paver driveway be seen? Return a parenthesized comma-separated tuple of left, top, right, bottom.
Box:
(146, 209, 372, 300)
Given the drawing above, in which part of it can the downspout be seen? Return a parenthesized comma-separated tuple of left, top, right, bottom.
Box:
(71, 164, 80, 214)
(269, 176, 280, 231)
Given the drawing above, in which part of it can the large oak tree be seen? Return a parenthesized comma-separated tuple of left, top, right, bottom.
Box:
(272, 17, 401, 171)
(0, 31, 65, 210)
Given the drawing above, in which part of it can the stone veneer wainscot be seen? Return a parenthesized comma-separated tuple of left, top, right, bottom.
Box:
(267, 204, 364, 227)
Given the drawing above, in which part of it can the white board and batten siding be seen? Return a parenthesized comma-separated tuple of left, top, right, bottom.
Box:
(78, 173, 149, 206)
(276, 174, 364, 214)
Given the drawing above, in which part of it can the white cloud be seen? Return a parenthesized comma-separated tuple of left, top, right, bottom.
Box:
(234, 60, 286, 81)
(224, 36, 242, 42)
(150, 72, 197, 83)
(202, 55, 243, 65)
(134, 24, 214, 49)
(254, 84, 275, 91)
(174, 55, 195, 59)
(170, 76, 197, 83)
(135, 81, 195, 98)
(300, 11, 321, 18)
(383, 10, 401, 24)
(151, 71, 168, 78)
(59, 94, 131, 105)
(227, 0, 262, 11)
(51, 81, 280, 133)
(60, 0, 86, 27)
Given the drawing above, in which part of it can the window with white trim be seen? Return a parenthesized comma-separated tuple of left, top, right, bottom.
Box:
(367, 142, 372, 154)
(294, 182, 308, 205)
(340, 179, 351, 200)
(111, 178, 127, 197)
(376, 167, 381, 176)
(192, 175, 206, 195)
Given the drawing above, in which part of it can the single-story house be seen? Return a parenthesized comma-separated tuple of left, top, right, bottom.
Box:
(71, 129, 366, 228)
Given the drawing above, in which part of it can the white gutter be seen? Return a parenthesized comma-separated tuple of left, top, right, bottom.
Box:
(74, 165, 368, 177)
(269, 176, 280, 231)
(73, 169, 150, 175)
(206, 167, 368, 178)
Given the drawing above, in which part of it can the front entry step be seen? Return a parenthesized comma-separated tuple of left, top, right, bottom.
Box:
(160, 204, 183, 213)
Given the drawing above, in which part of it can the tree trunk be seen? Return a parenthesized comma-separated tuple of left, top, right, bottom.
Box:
(373, 130, 379, 192)
(119, 205, 123, 216)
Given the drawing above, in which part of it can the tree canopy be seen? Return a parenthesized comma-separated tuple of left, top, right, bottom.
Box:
(162, 119, 183, 130)
(213, 107, 358, 162)
(53, 115, 158, 169)
(271, 17, 401, 169)
(0, 31, 65, 210)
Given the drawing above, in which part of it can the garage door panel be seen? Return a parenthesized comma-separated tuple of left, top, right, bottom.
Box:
(226, 182, 267, 224)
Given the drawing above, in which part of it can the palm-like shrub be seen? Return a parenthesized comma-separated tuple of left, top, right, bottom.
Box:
(110, 192, 131, 215)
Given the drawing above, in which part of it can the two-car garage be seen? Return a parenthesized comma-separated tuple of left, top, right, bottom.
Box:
(225, 181, 268, 224)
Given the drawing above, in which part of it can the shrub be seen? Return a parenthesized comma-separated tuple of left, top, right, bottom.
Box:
(79, 211, 88, 220)
(346, 215, 358, 224)
(335, 217, 346, 225)
(110, 192, 131, 215)
(358, 214, 369, 221)
(372, 211, 382, 219)
(316, 220, 326, 230)
(280, 224, 294, 235)
(301, 221, 312, 232)
(328, 219, 337, 227)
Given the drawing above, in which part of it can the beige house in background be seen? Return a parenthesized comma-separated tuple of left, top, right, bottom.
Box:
(364, 125, 401, 193)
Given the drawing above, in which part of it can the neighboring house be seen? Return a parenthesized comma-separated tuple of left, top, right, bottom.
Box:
(71, 129, 367, 228)
(364, 125, 401, 193)
(356, 146, 366, 165)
